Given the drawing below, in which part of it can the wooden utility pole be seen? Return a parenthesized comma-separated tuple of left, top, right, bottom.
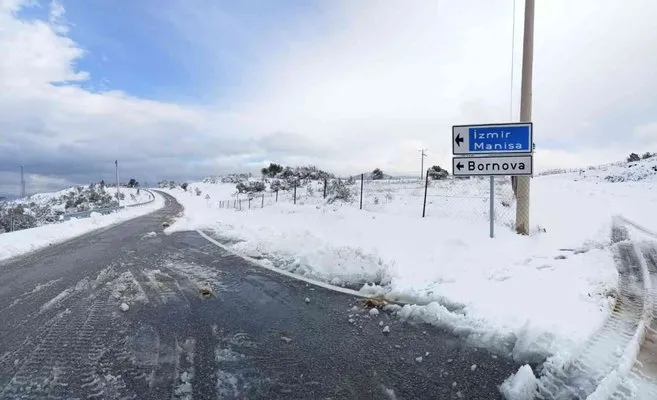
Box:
(515, 0, 534, 235)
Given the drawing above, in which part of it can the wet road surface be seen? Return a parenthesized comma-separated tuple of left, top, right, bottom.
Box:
(0, 192, 523, 399)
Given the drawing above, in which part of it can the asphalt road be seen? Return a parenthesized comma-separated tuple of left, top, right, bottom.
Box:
(0, 192, 523, 400)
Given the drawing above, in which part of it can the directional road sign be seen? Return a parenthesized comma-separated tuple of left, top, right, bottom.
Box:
(452, 155, 533, 177)
(452, 122, 533, 155)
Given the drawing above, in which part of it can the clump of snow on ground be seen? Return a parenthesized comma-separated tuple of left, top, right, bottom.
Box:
(0, 192, 164, 262)
(499, 365, 538, 400)
(110, 271, 149, 305)
(163, 158, 657, 364)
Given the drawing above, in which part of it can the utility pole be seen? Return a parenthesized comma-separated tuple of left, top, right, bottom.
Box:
(515, 0, 534, 235)
(20, 165, 25, 198)
(420, 148, 428, 179)
(115, 160, 120, 207)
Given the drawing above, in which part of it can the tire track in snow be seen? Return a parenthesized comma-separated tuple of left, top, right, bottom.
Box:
(0, 295, 116, 399)
(535, 226, 647, 399)
(0, 266, 150, 400)
(0, 278, 64, 315)
(608, 243, 657, 399)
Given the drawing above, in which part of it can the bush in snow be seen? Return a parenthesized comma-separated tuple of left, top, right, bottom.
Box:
(627, 152, 640, 162)
(371, 168, 384, 180)
(0, 205, 35, 232)
(327, 179, 354, 203)
(643, 152, 655, 159)
(270, 179, 282, 192)
(427, 165, 449, 180)
(236, 181, 266, 194)
(180, 182, 189, 191)
(221, 173, 252, 184)
(261, 163, 284, 178)
(195, 187, 202, 196)
(261, 164, 334, 182)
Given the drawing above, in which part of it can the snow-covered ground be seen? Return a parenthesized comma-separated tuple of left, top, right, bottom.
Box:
(0, 189, 164, 262)
(162, 158, 657, 367)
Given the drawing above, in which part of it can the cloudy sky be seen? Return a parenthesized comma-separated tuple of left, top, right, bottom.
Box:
(1, 0, 656, 194)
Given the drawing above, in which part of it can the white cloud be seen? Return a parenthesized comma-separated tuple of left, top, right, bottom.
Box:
(1, 0, 656, 196)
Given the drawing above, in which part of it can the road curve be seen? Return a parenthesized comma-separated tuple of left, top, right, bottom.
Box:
(0, 192, 522, 399)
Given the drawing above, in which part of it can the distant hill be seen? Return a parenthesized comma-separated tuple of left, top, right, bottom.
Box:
(539, 156, 657, 183)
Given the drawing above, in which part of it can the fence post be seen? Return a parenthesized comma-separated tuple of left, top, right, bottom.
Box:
(360, 174, 364, 210)
(275, 190, 278, 202)
(248, 197, 251, 209)
(262, 193, 265, 208)
(422, 169, 430, 218)
(239, 199, 242, 210)
(293, 183, 297, 205)
(323, 178, 327, 199)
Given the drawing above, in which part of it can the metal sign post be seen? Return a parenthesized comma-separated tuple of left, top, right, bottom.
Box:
(451, 123, 534, 238)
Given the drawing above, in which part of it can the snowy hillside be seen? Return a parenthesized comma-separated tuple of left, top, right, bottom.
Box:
(162, 159, 657, 369)
(0, 184, 153, 234)
(562, 157, 657, 184)
(0, 188, 163, 262)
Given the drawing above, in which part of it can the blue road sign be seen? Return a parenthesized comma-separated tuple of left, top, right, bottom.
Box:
(452, 122, 533, 155)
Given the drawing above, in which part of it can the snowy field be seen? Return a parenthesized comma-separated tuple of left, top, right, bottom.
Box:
(0, 189, 163, 262)
(163, 158, 657, 368)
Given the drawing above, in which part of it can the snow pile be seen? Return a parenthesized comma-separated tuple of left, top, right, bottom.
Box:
(0, 191, 164, 262)
(163, 164, 657, 365)
(500, 365, 538, 400)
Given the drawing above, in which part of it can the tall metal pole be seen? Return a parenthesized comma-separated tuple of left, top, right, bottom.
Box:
(422, 169, 429, 218)
(515, 0, 534, 235)
(115, 160, 120, 207)
(20, 165, 25, 198)
(490, 176, 495, 238)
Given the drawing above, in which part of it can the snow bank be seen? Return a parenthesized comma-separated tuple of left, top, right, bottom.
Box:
(163, 164, 657, 363)
(0, 192, 164, 262)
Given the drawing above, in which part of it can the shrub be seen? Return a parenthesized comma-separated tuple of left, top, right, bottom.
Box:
(427, 165, 449, 180)
(236, 181, 266, 194)
(327, 180, 354, 203)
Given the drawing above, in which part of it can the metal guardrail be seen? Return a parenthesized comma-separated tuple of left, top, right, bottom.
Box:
(61, 190, 155, 221)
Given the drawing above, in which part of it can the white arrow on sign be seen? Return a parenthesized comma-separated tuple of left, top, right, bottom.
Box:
(452, 155, 533, 177)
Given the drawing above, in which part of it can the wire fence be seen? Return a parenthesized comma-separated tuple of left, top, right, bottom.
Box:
(202, 173, 526, 228)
